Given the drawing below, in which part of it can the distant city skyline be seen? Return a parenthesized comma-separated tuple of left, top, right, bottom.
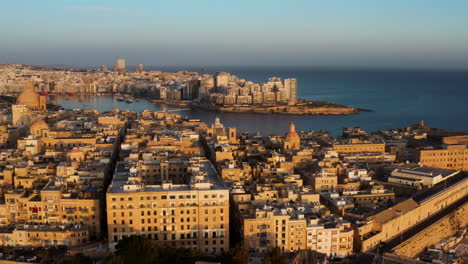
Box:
(1, 0, 468, 70)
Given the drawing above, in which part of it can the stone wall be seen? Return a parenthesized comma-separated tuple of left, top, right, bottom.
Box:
(392, 202, 468, 258)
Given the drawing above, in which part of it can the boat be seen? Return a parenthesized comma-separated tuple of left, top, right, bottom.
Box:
(67, 92, 75, 96)
(125, 99, 133, 103)
(116, 97, 125, 102)
(39, 92, 49, 96)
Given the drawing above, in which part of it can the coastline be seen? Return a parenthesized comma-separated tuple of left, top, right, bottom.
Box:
(190, 101, 361, 115)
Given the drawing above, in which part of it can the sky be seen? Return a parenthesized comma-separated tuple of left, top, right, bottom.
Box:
(1, 0, 468, 69)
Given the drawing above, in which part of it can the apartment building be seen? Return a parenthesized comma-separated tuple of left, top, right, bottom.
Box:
(306, 217, 353, 258)
(332, 139, 385, 154)
(419, 144, 468, 171)
(1, 182, 101, 238)
(0, 224, 89, 247)
(242, 206, 307, 252)
(106, 158, 230, 254)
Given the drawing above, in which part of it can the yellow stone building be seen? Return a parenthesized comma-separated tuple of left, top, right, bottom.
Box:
(106, 158, 230, 254)
(12, 82, 47, 126)
(332, 139, 385, 154)
(304, 171, 338, 192)
(419, 144, 468, 171)
(355, 176, 468, 251)
(16, 81, 47, 110)
(284, 122, 301, 151)
(241, 206, 354, 257)
(0, 224, 89, 247)
(1, 182, 101, 239)
(242, 207, 307, 252)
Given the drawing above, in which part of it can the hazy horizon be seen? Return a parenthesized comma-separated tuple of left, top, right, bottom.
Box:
(9, 63, 468, 72)
(2, 0, 468, 70)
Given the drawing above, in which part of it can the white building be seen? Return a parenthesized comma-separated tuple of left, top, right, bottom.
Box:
(389, 166, 459, 187)
(306, 216, 353, 258)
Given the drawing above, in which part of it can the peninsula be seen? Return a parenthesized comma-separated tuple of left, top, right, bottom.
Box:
(189, 71, 361, 115)
(191, 99, 359, 115)
(0, 63, 363, 115)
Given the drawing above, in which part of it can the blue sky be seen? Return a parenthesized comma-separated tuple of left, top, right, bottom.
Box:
(1, 0, 468, 69)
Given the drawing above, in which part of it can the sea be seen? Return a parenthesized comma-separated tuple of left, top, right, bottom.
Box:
(55, 67, 468, 136)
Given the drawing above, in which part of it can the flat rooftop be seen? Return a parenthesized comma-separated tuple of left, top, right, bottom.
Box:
(108, 159, 227, 193)
(393, 166, 459, 178)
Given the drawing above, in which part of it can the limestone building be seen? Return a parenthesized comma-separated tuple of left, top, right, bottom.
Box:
(242, 206, 307, 252)
(332, 139, 385, 154)
(355, 175, 468, 252)
(419, 144, 468, 171)
(12, 82, 47, 126)
(389, 166, 460, 187)
(284, 122, 301, 151)
(0, 224, 89, 247)
(306, 217, 354, 258)
(1, 181, 101, 239)
(106, 158, 230, 254)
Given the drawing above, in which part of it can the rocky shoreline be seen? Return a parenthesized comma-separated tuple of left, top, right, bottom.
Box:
(191, 101, 363, 115)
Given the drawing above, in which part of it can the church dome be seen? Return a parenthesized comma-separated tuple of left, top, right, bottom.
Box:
(30, 119, 49, 130)
(286, 122, 299, 138)
(30, 119, 49, 136)
(69, 148, 83, 154)
(17, 82, 40, 107)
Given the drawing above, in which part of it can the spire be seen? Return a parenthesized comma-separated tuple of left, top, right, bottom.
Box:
(214, 116, 223, 128)
(289, 122, 296, 133)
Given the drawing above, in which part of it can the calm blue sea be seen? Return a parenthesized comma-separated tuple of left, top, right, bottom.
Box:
(57, 67, 468, 136)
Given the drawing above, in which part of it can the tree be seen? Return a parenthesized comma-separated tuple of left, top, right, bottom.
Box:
(104, 235, 206, 264)
(230, 244, 249, 264)
(263, 247, 287, 264)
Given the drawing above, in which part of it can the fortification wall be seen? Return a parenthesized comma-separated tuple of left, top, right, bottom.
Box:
(392, 202, 468, 258)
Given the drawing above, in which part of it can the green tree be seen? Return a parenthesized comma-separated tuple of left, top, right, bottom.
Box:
(104, 236, 206, 264)
(263, 247, 287, 264)
(230, 244, 249, 264)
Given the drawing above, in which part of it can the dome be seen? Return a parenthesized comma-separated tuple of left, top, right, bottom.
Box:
(17, 82, 40, 107)
(30, 119, 49, 136)
(69, 148, 83, 154)
(286, 122, 299, 138)
(30, 119, 49, 130)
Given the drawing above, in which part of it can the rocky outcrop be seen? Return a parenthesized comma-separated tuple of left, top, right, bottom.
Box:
(192, 102, 361, 115)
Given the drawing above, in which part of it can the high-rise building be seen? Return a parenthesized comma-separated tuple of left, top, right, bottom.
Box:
(200, 76, 215, 94)
(114, 58, 126, 72)
(215, 72, 230, 88)
(136, 64, 144, 73)
(182, 80, 200, 100)
(284, 78, 297, 104)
